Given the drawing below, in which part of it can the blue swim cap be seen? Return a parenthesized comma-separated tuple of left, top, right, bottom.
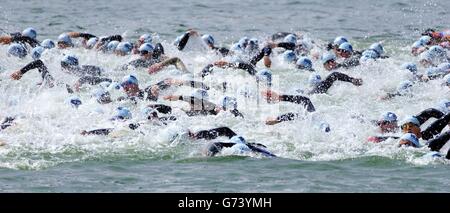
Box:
(67, 96, 82, 108)
(296, 57, 313, 70)
(141, 106, 158, 118)
(231, 143, 251, 153)
(201, 34, 215, 46)
(437, 62, 450, 71)
(61, 55, 79, 66)
(437, 99, 450, 114)
(121, 75, 138, 87)
(238, 37, 249, 48)
(115, 42, 133, 54)
(41, 39, 55, 49)
(426, 67, 445, 78)
(7, 43, 27, 58)
(219, 96, 238, 110)
(396, 80, 413, 94)
(246, 38, 259, 51)
(31, 46, 45, 60)
(419, 36, 431, 45)
(321, 52, 336, 64)
(139, 34, 152, 44)
(282, 50, 297, 63)
(369, 42, 384, 55)
(320, 122, 331, 133)
(401, 63, 418, 74)
(113, 107, 132, 120)
(308, 73, 322, 87)
(380, 112, 397, 122)
(57, 33, 73, 46)
(411, 41, 424, 49)
(333, 36, 348, 46)
(399, 133, 420, 147)
(86, 37, 98, 49)
(338, 42, 353, 52)
(106, 40, 120, 52)
(419, 51, 433, 62)
(256, 69, 273, 86)
(229, 135, 246, 144)
(283, 34, 297, 44)
(191, 89, 209, 100)
(138, 43, 154, 53)
(400, 116, 420, 127)
(428, 45, 446, 57)
(22, 27, 37, 39)
(361, 49, 379, 59)
(445, 75, 450, 86)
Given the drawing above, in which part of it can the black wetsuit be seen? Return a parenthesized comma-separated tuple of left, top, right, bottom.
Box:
(19, 60, 53, 82)
(341, 55, 361, 68)
(192, 127, 237, 140)
(201, 62, 257, 78)
(10, 33, 39, 47)
(176, 32, 229, 56)
(63, 65, 102, 77)
(142, 79, 209, 102)
(177, 96, 244, 117)
(308, 72, 358, 95)
(272, 95, 315, 123)
(427, 131, 450, 159)
(0, 117, 15, 131)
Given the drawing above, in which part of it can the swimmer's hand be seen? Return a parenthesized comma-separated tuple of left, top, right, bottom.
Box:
(163, 95, 180, 101)
(261, 90, 281, 103)
(213, 60, 229, 68)
(187, 30, 199, 37)
(164, 78, 183, 86)
(265, 117, 281, 125)
(352, 78, 363, 86)
(10, 70, 23, 80)
(148, 63, 163, 74)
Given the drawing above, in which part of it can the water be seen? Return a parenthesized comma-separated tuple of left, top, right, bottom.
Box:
(0, 0, 450, 192)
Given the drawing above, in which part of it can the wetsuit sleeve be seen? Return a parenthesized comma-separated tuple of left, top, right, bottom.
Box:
(193, 127, 237, 140)
(276, 112, 298, 122)
(0, 117, 15, 131)
(154, 43, 165, 58)
(182, 80, 210, 90)
(421, 113, 450, 140)
(201, 64, 214, 78)
(147, 104, 172, 114)
(279, 95, 316, 112)
(176, 32, 190, 51)
(427, 130, 450, 151)
(77, 76, 112, 86)
(128, 123, 140, 130)
(11, 35, 39, 47)
(99, 35, 122, 45)
(234, 62, 257, 75)
(341, 56, 360, 68)
(159, 116, 177, 122)
(217, 47, 229, 57)
(80, 65, 102, 76)
(19, 59, 52, 81)
(309, 72, 356, 94)
(83, 128, 113, 135)
(78, 33, 96, 40)
(247, 144, 277, 157)
(230, 109, 244, 118)
(276, 42, 296, 50)
(249, 47, 272, 65)
(415, 108, 445, 125)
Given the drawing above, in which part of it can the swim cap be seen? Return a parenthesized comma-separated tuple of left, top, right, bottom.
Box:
(369, 43, 384, 55)
(380, 112, 397, 123)
(396, 80, 413, 94)
(139, 34, 152, 43)
(437, 62, 450, 72)
(321, 52, 336, 64)
(7, 43, 27, 58)
(419, 36, 431, 45)
(282, 50, 297, 63)
(400, 116, 420, 127)
(399, 133, 420, 147)
(106, 40, 120, 52)
(67, 96, 82, 108)
(296, 57, 313, 70)
(116, 42, 133, 55)
(246, 38, 259, 51)
(41, 39, 55, 49)
(428, 45, 446, 57)
(229, 136, 246, 144)
(31, 46, 45, 60)
(338, 42, 353, 52)
(22, 27, 37, 39)
(57, 33, 73, 46)
(308, 73, 322, 87)
(437, 99, 450, 114)
(238, 37, 249, 48)
(86, 37, 98, 49)
(401, 63, 418, 74)
(256, 69, 273, 86)
(201, 34, 215, 46)
(138, 43, 154, 53)
(231, 143, 251, 153)
(92, 88, 111, 104)
(361, 49, 379, 59)
(320, 122, 331, 133)
(283, 34, 297, 44)
(191, 89, 209, 100)
(112, 107, 132, 120)
(121, 75, 139, 87)
(426, 67, 445, 78)
(411, 41, 424, 49)
(445, 75, 450, 86)
(219, 96, 238, 110)
(333, 36, 348, 46)
(61, 55, 79, 66)
(141, 106, 158, 119)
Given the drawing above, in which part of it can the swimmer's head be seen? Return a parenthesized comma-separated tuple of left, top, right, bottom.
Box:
(419, 36, 432, 45)
(139, 34, 152, 44)
(41, 39, 55, 49)
(321, 52, 337, 71)
(333, 36, 348, 47)
(92, 88, 112, 104)
(282, 50, 297, 63)
(31, 46, 45, 60)
(115, 42, 133, 56)
(400, 116, 421, 137)
(256, 69, 273, 87)
(396, 80, 413, 95)
(22, 27, 37, 39)
(121, 75, 139, 87)
(296, 57, 313, 71)
(378, 112, 398, 133)
(437, 99, 450, 114)
(219, 96, 238, 111)
(398, 133, 420, 148)
(139, 43, 154, 57)
(61, 55, 79, 68)
(283, 34, 297, 44)
(106, 40, 120, 53)
(201, 34, 215, 47)
(67, 96, 82, 108)
(112, 107, 132, 120)
(7, 43, 27, 58)
(57, 33, 73, 48)
(308, 73, 322, 87)
(238, 37, 249, 49)
(86, 37, 98, 49)
(401, 63, 418, 74)
(141, 106, 158, 120)
(369, 42, 384, 56)
(337, 42, 353, 58)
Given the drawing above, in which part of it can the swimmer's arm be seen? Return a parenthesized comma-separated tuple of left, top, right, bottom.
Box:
(81, 128, 114, 135)
(249, 47, 272, 65)
(67, 32, 96, 40)
(147, 104, 172, 114)
(276, 42, 296, 50)
(11, 35, 39, 47)
(0, 35, 13, 44)
(421, 113, 450, 140)
(176, 32, 190, 50)
(148, 57, 188, 74)
(74, 76, 112, 91)
(153, 43, 165, 58)
(279, 95, 316, 112)
(192, 127, 237, 140)
(181, 80, 210, 90)
(428, 131, 450, 151)
(230, 109, 244, 118)
(11, 60, 53, 82)
(266, 113, 298, 125)
(415, 108, 445, 125)
(234, 62, 257, 75)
